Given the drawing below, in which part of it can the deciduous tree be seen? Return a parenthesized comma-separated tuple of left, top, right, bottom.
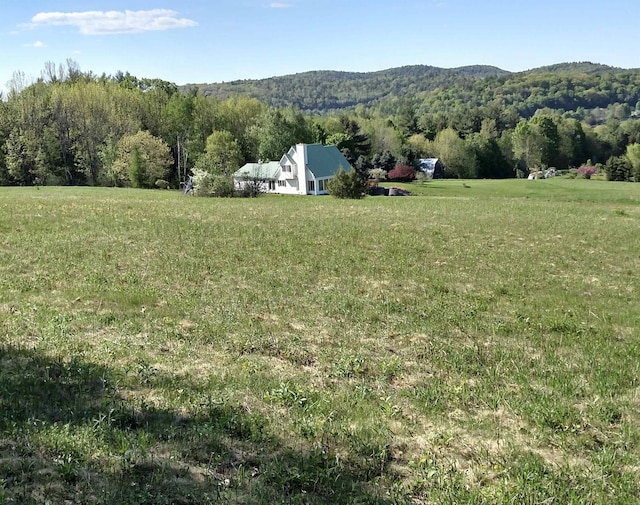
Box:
(512, 120, 544, 171)
(530, 114, 561, 167)
(626, 143, 640, 181)
(432, 128, 476, 178)
(250, 107, 313, 161)
(195, 130, 244, 176)
(111, 130, 172, 188)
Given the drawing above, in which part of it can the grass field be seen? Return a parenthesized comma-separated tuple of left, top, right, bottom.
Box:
(1, 178, 639, 504)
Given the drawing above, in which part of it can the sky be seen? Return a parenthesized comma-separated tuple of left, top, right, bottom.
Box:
(1, 0, 639, 95)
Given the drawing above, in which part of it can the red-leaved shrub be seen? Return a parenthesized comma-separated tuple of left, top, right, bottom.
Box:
(387, 164, 415, 181)
(577, 165, 596, 179)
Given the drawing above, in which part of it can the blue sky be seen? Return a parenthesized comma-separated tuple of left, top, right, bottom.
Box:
(2, 0, 639, 94)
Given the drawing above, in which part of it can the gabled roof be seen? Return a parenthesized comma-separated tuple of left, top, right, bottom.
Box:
(281, 153, 295, 166)
(233, 161, 280, 180)
(419, 158, 441, 171)
(305, 144, 352, 178)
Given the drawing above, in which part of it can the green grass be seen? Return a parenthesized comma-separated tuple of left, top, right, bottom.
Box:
(383, 177, 640, 204)
(1, 181, 639, 504)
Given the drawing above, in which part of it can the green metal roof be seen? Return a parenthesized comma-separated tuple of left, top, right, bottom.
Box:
(305, 144, 352, 179)
(233, 161, 280, 180)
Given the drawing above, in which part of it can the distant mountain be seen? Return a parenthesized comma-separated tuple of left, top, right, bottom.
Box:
(183, 65, 511, 114)
(181, 62, 640, 116)
(521, 61, 627, 75)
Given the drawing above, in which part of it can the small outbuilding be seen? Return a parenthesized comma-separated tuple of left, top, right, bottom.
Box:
(418, 158, 445, 179)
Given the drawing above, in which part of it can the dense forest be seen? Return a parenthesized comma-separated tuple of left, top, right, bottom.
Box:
(183, 62, 639, 117)
(1, 59, 640, 188)
(185, 65, 511, 114)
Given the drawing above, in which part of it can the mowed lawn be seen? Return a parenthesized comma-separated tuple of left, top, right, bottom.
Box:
(1, 179, 639, 504)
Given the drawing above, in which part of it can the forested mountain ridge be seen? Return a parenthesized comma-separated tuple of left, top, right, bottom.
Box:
(523, 62, 633, 75)
(409, 69, 640, 130)
(182, 62, 640, 116)
(183, 64, 510, 113)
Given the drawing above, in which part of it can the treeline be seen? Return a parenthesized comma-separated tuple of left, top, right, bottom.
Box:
(1, 60, 640, 188)
(0, 63, 316, 187)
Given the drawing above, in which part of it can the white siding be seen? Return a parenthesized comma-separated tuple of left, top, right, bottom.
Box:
(274, 178, 299, 195)
(296, 144, 308, 195)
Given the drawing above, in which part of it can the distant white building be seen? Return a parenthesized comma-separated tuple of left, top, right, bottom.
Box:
(418, 158, 445, 179)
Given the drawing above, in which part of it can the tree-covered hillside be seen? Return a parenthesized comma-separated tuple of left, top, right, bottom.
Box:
(183, 62, 640, 118)
(524, 62, 632, 75)
(184, 65, 510, 113)
(411, 69, 640, 123)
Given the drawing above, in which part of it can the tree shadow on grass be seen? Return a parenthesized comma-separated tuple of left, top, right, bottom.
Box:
(0, 344, 394, 504)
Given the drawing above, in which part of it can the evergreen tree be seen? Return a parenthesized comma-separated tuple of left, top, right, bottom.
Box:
(605, 155, 632, 181)
(395, 101, 420, 136)
(339, 116, 371, 159)
(372, 150, 396, 171)
(327, 167, 366, 199)
(354, 155, 372, 181)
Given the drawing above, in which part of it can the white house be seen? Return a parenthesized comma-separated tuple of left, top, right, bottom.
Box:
(233, 143, 353, 195)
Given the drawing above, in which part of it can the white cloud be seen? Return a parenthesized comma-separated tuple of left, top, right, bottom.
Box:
(23, 41, 46, 48)
(29, 9, 197, 35)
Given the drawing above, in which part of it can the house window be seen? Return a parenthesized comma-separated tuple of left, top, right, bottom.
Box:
(318, 179, 329, 192)
(278, 180, 286, 187)
(268, 180, 275, 190)
(283, 164, 291, 173)
(307, 180, 315, 192)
